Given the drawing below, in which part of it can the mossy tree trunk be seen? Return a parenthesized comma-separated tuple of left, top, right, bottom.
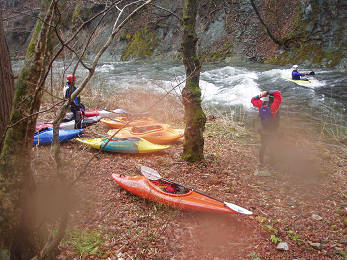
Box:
(0, 1, 55, 258)
(0, 10, 14, 151)
(181, 0, 206, 162)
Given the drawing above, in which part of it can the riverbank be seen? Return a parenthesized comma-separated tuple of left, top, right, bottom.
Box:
(32, 89, 347, 259)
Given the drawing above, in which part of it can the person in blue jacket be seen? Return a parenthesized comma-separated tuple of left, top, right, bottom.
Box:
(291, 65, 307, 80)
(64, 75, 85, 129)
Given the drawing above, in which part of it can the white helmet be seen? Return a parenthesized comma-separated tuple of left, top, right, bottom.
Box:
(292, 65, 299, 70)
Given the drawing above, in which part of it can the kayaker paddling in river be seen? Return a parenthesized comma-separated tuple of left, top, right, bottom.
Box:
(291, 65, 308, 81)
(251, 90, 282, 167)
(64, 75, 85, 129)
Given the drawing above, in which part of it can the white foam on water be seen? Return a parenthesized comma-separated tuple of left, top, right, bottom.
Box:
(113, 66, 264, 109)
(199, 66, 261, 108)
(96, 63, 115, 73)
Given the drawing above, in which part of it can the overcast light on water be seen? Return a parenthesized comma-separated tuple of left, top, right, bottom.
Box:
(12, 59, 347, 134)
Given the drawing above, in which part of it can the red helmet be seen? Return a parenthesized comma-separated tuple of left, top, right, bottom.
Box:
(66, 75, 76, 83)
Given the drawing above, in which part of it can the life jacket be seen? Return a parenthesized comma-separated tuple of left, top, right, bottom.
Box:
(259, 104, 276, 129)
(64, 83, 83, 111)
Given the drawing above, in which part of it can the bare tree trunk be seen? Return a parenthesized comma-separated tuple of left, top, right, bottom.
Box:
(181, 0, 206, 162)
(249, 0, 282, 46)
(0, 1, 56, 258)
(0, 1, 154, 258)
(0, 10, 14, 151)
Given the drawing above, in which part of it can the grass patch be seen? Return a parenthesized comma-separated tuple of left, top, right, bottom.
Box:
(63, 229, 108, 257)
(287, 230, 304, 245)
(264, 224, 278, 234)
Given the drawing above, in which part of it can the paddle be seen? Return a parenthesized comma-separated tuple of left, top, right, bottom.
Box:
(140, 165, 253, 215)
(307, 71, 315, 76)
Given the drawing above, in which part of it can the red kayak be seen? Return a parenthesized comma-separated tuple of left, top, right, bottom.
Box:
(35, 123, 54, 131)
(83, 109, 100, 117)
(81, 109, 112, 117)
(111, 174, 252, 215)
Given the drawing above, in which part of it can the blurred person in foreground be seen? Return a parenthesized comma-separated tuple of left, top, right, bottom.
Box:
(251, 90, 282, 167)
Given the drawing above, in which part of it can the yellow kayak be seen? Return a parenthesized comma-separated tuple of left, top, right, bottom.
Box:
(76, 137, 169, 153)
(281, 76, 311, 87)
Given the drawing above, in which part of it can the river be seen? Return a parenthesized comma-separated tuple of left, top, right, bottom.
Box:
(92, 60, 346, 138)
(12, 59, 347, 139)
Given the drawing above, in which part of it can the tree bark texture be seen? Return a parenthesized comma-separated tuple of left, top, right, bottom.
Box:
(0, 1, 56, 258)
(0, 10, 14, 151)
(181, 0, 206, 162)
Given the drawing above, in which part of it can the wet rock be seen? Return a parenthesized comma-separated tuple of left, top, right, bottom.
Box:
(276, 242, 289, 251)
(309, 242, 322, 249)
(253, 169, 272, 177)
(312, 214, 323, 221)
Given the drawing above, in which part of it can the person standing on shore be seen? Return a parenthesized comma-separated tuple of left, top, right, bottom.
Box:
(64, 75, 85, 129)
(251, 90, 282, 167)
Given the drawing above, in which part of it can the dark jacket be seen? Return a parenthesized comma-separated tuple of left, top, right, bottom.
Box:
(292, 70, 305, 80)
(64, 82, 82, 110)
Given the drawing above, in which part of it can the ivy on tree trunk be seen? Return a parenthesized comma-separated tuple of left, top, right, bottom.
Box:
(0, 1, 55, 258)
(0, 10, 14, 151)
(181, 0, 206, 162)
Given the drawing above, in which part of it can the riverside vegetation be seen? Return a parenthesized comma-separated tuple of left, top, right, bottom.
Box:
(33, 86, 347, 259)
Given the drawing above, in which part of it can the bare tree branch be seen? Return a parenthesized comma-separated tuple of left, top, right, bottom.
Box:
(249, 0, 281, 46)
(150, 3, 183, 23)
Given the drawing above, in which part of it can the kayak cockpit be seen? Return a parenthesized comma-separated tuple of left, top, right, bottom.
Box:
(132, 125, 164, 134)
(149, 179, 189, 195)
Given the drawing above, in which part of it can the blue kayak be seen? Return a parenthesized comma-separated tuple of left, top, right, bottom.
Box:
(33, 128, 83, 145)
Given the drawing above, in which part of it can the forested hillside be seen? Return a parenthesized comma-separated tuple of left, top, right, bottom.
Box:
(3, 0, 346, 68)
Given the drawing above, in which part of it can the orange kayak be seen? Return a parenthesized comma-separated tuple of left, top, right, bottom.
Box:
(111, 174, 252, 215)
(100, 117, 157, 129)
(107, 124, 184, 144)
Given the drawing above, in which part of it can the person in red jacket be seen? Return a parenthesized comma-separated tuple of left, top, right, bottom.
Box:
(251, 90, 282, 166)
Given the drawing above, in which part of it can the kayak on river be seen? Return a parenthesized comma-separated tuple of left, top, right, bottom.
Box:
(281, 76, 312, 86)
